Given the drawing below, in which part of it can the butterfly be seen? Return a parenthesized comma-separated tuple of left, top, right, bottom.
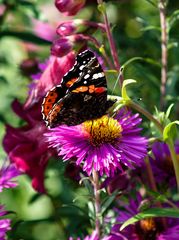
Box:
(41, 50, 115, 128)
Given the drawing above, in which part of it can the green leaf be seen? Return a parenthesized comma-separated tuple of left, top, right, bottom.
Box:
(168, 9, 179, 33)
(165, 103, 174, 119)
(121, 79, 136, 102)
(0, 30, 51, 45)
(120, 208, 179, 231)
(88, 201, 95, 221)
(141, 26, 160, 32)
(101, 191, 119, 215)
(163, 121, 179, 141)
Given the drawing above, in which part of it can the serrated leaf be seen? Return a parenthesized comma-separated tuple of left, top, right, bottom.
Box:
(120, 208, 179, 231)
(163, 121, 179, 141)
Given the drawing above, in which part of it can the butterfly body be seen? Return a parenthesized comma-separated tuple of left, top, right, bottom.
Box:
(42, 50, 114, 128)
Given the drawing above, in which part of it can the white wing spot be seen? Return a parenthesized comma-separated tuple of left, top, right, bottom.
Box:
(79, 65, 85, 70)
(84, 74, 90, 79)
(98, 72, 104, 78)
(92, 73, 99, 79)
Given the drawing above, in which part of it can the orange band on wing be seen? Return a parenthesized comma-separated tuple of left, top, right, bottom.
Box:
(72, 86, 89, 93)
(94, 87, 107, 93)
(66, 78, 78, 87)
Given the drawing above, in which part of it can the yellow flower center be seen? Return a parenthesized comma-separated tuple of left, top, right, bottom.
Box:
(82, 115, 123, 147)
(139, 218, 156, 232)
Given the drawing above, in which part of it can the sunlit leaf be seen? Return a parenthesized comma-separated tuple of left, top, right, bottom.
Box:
(120, 208, 179, 231)
(163, 121, 179, 141)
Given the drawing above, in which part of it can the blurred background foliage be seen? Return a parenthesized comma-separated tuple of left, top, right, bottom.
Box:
(0, 0, 179, 239)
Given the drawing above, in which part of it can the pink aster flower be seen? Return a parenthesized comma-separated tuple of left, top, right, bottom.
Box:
(46, 109, 147, 176)
(0, 205, 11, 240)
(0, 161, 20, 192)
(150, 141, 179, 187)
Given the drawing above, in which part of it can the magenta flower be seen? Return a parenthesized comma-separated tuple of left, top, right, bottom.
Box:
(3, 100, 54, 193)
(150, 141, 179, 187)
(0, 205, 11, 240)
(46, 109, 147, 176)
(0, 162, 20, 192)
(107, 194, 179, 240)
(55, 0, 85, 16)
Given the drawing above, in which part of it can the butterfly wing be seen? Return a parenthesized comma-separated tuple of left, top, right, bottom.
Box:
(42, 50, 114, 128)
(41, 86, 65, 125)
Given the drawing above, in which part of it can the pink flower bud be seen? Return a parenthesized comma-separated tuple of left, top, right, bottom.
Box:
(51, 38, 73, 57)
(51, 35, 86, 57)
(55, 0, 85, 16)
(56, 20, 106, 37)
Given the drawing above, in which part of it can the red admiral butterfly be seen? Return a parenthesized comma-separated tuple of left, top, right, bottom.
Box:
(42, 50, 114, 128)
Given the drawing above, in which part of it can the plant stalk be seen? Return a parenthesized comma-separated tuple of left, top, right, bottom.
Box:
(158, 0, 168, 110)
(145, 156, 167, 229)
(97, 0, 123, 86)
(167, 139, 179, 190)
(92, 169, 101, 238)
(129, 101, 163, 133)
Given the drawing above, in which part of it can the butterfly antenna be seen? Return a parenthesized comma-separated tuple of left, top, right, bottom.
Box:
(111, 67, 123, 95)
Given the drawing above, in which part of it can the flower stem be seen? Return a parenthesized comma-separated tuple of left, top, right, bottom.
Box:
(167, 139, 179, 190)
(144, 156, 167, 229)
(80, 34, 114, 69)
(128, 101, 164, 133)
(108, 95, 164, 133)
(92, 169, 101, 238)
(158, 0, 168, 110)
(97, 0, 123, 86)
(145, 156, 158, 192)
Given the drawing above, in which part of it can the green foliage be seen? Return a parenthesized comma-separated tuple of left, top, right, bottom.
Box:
(120, 208, 179, 231)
